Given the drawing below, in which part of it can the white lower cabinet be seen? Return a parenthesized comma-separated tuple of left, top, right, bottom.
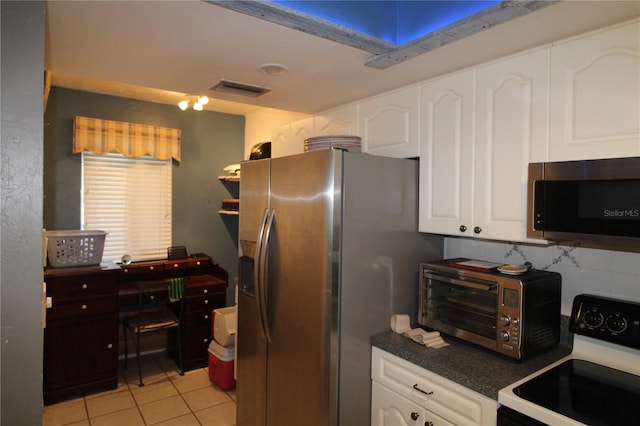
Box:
(371, 347, 497, 426)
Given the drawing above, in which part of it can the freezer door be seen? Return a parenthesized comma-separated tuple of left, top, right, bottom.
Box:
(239, 158, 270, 260)
(236, 290, 267, 426)
(265, 150, 340, 426)
(237, 159, 270, 426)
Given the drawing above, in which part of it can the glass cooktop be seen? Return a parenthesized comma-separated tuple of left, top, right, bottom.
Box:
(514, 359, 640, 426)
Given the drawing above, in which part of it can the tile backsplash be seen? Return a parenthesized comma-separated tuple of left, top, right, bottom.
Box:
(444, 237, 640, 315)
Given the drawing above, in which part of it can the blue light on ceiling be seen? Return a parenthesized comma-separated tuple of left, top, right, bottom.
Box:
(272, 1, 502, 45)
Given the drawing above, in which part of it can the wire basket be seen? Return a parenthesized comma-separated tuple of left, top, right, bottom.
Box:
(46, 230, 106, 268)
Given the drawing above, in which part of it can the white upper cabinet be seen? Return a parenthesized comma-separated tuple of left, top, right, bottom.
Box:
(359, 85, 420, 158)
(419, 70, 475, 237)
(271, 123, 290, 159)
(271, 118, 313, 158)
(419, 48, 550, 242)
(474, 48, 550, 241)
(549, 19, 640, 161)
(314, 104, 359, 136)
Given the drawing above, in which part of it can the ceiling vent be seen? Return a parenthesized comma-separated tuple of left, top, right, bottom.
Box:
(210, 79, 271, 97)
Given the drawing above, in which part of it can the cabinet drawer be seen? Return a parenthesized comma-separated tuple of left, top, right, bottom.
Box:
(184, 329, 212, 355)
(121, 261, 165, 274)
(166, 259, 190, 271)
(184, 274, 226, 297)
(188, 257, 212, 268)
(372, 347, 497, 426)
(46, 274, 117, 299)
(185, 293, 225, 313)
(47, 296, 118, 321)
(183, 310, 213, 328)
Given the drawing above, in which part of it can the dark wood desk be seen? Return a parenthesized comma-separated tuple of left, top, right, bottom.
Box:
(43, 256, 228, 404)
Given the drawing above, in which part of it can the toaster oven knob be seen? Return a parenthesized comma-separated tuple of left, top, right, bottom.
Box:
(499, 315, 511, 326)
(500, 331, 510, 342)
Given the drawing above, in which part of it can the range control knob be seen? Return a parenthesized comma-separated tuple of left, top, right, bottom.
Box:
(605, 313, 628, 334)
(500, 331, 510, 342)
(584, 309, 604, 328)
(499, 315, 511, 326)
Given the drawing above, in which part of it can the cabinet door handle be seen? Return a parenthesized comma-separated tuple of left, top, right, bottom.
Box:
(412, 384, 433, 396)
(81, 284, 88, 290)
(425, 422, 434, 426)
(473, 226, 482, 234)
(204, 300, 209, 304)
(203, 338, 208, 343)
(204, 314, 209, 320)
(203, 289, 208, 294)
(459, 225, 467, 232)
(81, 304, 87, 310)
(410, 412, 419, 420)
(107, 343, 113, 349)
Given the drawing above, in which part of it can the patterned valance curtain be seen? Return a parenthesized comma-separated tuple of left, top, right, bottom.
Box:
(73, 116, 181, 161)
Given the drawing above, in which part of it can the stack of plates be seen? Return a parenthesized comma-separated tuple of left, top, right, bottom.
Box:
(304, 135, 362, 152)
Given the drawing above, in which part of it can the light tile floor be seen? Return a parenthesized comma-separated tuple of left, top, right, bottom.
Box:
(43, 353, 236, 426)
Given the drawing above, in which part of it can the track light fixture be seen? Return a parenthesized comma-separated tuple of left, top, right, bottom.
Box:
(177, 95, 210, 111)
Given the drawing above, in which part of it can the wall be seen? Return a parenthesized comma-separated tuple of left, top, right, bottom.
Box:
(1, 1, 45, 424)
(44, 87, 245, 305)
(444, 238, 640, 315)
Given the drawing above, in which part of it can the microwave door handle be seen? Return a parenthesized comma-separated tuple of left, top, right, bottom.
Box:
(423, 272, 496, 292)
(255, 208, 269, 339)
(258, 209, 275, 342)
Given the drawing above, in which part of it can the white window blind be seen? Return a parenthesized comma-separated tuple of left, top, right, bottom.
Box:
(82, 152, 172, 262)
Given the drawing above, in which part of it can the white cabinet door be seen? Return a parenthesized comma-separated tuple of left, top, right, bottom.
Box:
(549, 19, 640, 161)
(372, 347, 497, 426)
(314, 104, 358, 136)
(271, 123, 290, 159)
(290, 117, 313, 154)
(359, 85, 420, 158)
(372, 382, 426, 426)
(271, 118, 312, 158)
(474, 48, 550, 242)
(419, 70, 475, 236)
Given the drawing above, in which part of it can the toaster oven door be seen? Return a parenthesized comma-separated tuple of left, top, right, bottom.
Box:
(420, 270, 499, 351)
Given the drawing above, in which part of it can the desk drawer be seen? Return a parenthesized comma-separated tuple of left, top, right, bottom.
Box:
(121, 261, 165, 274)
(47, 296, 118, 320)
(46, 274, 117, 299)
(183, 310, 213, 329)
(185, 294, 225, 313)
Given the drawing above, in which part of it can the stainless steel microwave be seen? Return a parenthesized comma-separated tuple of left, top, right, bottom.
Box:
(527, 157, 640, 246)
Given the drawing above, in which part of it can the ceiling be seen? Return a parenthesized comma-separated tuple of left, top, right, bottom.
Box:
(45, 1, 640, 116)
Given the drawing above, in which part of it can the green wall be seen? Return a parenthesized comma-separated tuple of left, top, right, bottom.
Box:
(44, 87, 243, 304)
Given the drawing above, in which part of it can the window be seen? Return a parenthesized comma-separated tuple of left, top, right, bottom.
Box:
(82, 152, 172, 262)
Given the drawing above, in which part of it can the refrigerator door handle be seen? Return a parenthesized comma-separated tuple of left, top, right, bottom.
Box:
(259, 208, 275, 342)
(255, 208, 270, 340)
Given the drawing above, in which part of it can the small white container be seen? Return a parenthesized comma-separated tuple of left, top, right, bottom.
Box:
(213, 306, 237, 347)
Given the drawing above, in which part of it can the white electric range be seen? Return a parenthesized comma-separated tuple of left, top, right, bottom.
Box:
(498, 294, 640, 426)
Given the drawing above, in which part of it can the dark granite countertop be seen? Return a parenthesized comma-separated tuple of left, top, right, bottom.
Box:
(370, 317, 573, 401)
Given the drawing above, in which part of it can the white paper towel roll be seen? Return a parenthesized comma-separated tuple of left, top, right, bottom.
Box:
(390, 314, 411, 334)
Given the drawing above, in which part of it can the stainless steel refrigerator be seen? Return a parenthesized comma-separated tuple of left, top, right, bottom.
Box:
(236, 149, 443, 426)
